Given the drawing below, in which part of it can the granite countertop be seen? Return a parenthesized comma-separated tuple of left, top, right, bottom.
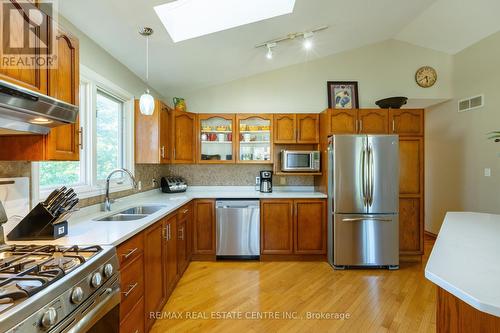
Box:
(5, 186, 327, 247)
(425, 212, 500, 317)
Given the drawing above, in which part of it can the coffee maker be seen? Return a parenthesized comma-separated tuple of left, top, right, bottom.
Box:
(259, 170, 273, 193)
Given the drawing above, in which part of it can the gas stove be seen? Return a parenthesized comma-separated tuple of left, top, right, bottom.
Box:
(0, 244, 120, 332)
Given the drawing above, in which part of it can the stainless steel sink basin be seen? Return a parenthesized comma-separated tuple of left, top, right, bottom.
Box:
(97, 214, 148, 221)
(118, 205, 166, 215)
(94, 205, 166, 222)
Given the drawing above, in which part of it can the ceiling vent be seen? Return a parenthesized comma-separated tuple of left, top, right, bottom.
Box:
(458, 94, 484, 112)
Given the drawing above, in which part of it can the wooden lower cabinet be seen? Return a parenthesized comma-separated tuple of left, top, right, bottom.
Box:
(193, 199, 216, 255)
(260, 200, 294, 254)
(294, 200, 326, 254)
(120, 296, 145, 333)
(261, 199, 326, 256)
(144, 221, 167, 331)
(177, 218, 189, 275)
(164, 214, 178, 296)
(399, 197, 423, 254)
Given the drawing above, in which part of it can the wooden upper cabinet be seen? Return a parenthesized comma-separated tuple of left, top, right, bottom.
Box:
(399, 137, 424, 195)
(328, 109, 357, 134)
(294, 199, 326, 254)
(45, 24, 80, 161)
(390, 109, 424, 136)
(260, 199, 294, 254)
(358, 109, 389, 134)
(0, 1, 49, 94)
(274, 114, 296, 143)
(193, 199, 215, 254)
(171, 110, 196, 164)
(236, 114, 273, 163)
(135, 100, 171, 164)
(296, 114, 319, 143)
(197, 114, 235, 164)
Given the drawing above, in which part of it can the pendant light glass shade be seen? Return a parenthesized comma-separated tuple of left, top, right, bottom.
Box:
(139, 89, 155, 115)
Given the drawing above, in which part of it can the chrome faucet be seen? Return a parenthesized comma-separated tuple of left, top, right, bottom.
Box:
(102, 168, 138, 212)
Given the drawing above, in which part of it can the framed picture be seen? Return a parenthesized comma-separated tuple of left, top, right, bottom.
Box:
(327, 81, 359, 109)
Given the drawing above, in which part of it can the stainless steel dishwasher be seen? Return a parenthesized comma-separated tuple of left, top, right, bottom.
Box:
(216, 200, 260, 260)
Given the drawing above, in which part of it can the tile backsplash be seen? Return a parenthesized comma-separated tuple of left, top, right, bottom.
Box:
(0, 162, 313, 208)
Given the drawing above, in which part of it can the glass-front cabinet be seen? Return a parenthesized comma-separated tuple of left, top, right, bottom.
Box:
(236, 114, 273, 163)
(198, 114, 235, 163)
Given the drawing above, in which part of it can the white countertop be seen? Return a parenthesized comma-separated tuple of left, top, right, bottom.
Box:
(5, 186, 326, 247)
(425, 212, 500, 317)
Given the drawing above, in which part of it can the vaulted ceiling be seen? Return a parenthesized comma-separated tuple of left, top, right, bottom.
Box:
(59, 0, 500, 94)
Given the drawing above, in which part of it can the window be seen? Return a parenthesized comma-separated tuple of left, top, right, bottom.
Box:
(33, 66, 135, 203)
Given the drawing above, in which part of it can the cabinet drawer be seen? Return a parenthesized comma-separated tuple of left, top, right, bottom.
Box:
(120, 296, 145, 333)
(117, 233, 144, 268)
(178, 202, 193, 221)
(120, 255, 144, 320)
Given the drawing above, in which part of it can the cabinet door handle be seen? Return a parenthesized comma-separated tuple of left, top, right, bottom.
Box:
(162, 227, 167, 240)
(122, 248, 138, 259)
(392, 119, 395, 133)
(173, 148, 176, 160)
(359, 119, 363, 132)
(78, 127, 83, 150)
(178, 227, 184, 240)
(355, 120, 359, 133)
(122, 282, 138, 297)
(161, 146, 165, 158)
(182, 209, 189, 214)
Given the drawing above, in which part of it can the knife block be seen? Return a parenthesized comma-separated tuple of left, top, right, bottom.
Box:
(7, 203, 68, 241)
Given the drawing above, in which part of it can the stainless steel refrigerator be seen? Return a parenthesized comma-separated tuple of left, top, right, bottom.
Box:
(327, 135, 399, 269)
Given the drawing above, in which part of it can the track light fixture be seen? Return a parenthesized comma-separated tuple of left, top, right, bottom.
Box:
(256, 25, 328, 59)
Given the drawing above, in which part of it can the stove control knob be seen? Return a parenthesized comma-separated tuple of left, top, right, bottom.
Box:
(103, 263, 114, 278)
(41, 307, 57, 329)
(71, 287, 84, 304)
(91, 272, 103, 288)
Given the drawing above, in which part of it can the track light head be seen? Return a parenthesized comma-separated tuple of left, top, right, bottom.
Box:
(265, 42, 276, 60)
(303, 31, 314, 50)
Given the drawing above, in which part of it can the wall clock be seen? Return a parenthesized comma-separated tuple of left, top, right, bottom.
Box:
(415, 66, 437, 88)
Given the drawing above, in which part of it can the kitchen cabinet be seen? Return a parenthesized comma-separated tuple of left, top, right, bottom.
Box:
(117, 233, 145, 333)
(197, 114, 236, 163)
(0, 0, 49, 95)
(294, 199, 326, 254)
(399, 137, 424, 256)
(0, 16, 81, 162)
(164, 214, 178, 296)
(177, 203, 192, 274)
(171, 110, 196, 164)
(193, 199, 216, 256)
(135, 100, 171, 164)
(45, 24, 80, 161)
(326, 108, 389, 135)
(144, 221, 167, 330)
(274, 114, 319, 144)
(328, 109, 358, 134)
(389, 109, 424, 136)
(358, 109, 389, 134)
(236, 114, 273, 163)
(260, 199, 294, 254)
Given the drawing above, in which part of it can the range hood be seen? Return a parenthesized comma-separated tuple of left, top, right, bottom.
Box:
(0, 79, 78, 135)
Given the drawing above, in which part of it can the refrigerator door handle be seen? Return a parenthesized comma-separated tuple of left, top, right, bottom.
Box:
(368, 144, 375, 206)
(341, 217, 392, 222)
(361, 145, 367, 207)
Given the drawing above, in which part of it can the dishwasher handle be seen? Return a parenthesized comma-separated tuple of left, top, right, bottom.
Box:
(218, 205, 253, 209)
(216, 200, 259, 209)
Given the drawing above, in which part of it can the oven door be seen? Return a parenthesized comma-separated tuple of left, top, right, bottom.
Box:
(52, 276, 120, 333)
(281, 151, 314, 171)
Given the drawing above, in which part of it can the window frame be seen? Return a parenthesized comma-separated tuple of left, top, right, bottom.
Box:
(32, 65, 135, 204)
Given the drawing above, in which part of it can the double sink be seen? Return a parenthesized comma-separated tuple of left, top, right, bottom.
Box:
(95, 205, 166, 222)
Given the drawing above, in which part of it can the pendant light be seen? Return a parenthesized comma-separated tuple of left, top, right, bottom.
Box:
(139, 27, 155, 116)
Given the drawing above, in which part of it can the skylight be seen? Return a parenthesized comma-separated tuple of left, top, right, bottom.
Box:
(154, 0, 296, 43)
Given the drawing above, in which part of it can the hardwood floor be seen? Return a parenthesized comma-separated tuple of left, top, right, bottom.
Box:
(150, 237, 436, 333)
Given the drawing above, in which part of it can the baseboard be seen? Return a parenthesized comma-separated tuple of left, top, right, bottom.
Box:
(191, 254, 216, 261)
(260, 254, 327, 261)
(399, 254, 422, 263)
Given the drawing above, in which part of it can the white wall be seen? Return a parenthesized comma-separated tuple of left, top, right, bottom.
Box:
(58, 16, 165, 100)
(175, 39, 453, 114)
(425, 31, 500, 234)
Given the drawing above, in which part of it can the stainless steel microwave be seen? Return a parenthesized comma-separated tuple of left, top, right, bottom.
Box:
(281, 150, 320, 172)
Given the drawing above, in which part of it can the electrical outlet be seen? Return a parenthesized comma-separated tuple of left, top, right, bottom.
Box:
(484, 168, 491, 177)
(255, 176, 261, 185)
(152, 178, 158, 187)
(137, 181, 142, 190)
